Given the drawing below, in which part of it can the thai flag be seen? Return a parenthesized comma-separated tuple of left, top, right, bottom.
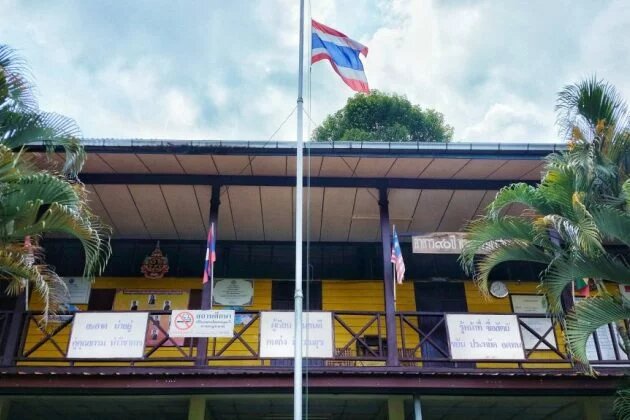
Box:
(202, 222, 216, 284)
(390, 226, 405, 284)
(311, 19, 369, 93)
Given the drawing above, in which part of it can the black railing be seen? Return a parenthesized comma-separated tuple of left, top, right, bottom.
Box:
(0, 310, 15, 364)
(5, 310, 628, 370)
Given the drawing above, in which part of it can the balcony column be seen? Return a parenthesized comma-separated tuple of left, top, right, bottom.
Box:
(196, 184, 221, 367)
(379, 187, 399, 367)
(581, 397, 602, 420)
(0, 398, 11, 420)
(188, 396, 208, 420)
(387, 396, 405, 420)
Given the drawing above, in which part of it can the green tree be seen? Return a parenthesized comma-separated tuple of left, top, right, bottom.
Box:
(459, 77, 630, 417)
(0, 45, 111, 316)
(313, 91, 453, 142)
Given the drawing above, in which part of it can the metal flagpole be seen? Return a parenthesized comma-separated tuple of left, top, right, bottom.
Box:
(209, 223, 214, 310)
(294, 0, 305, 418)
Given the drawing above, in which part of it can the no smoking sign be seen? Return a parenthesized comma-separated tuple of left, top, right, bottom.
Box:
(174, 311, 194, 331)
(169, 310, 235, 338)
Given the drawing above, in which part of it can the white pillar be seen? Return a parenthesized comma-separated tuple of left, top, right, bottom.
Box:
(413, 395, 423, 420)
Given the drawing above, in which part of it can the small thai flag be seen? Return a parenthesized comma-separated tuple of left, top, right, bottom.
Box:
(202, 222, 216, 284)
(311, 19, 369, 93)
(390, 226, 405, 284)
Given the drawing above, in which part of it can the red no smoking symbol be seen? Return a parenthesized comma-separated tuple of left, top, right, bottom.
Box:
(175, 311, 194, 330)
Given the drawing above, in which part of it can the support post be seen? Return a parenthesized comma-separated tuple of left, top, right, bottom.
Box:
(188, 396, 207, 420)
(196, 184, 221, 367)
(1, 295, 25, 366)
(387, 396, 405, 420)
(294, 1, 306, 419)
(581, 397, 602, 420)
(560, 285, 574, 313)
(0, 399, 10, 420)
(379, 187, 399, 367)
(413, 395, 423, 420)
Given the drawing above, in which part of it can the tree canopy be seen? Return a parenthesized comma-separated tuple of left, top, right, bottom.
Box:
(312, 91, 453, 142)
(459, 76, 630, 417)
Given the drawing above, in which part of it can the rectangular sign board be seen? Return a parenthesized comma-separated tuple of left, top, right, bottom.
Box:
(67, 312, 148, 359)
(62, 277, 91, 304)
(412, 232, 469, 254)
(446, 314, 525, 360)
(169, 310, 235, 338)
(213, 279, 254, 306)
(511, 294, 548, 314)
(259, 311, 333, 358)
(519, 318, 557, 350)
(511, 295, 556, 350)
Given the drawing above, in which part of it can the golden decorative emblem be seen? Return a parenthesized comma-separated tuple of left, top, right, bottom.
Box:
(141, 242, 169, 279)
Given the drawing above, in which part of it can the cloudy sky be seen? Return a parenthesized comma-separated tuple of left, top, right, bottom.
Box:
(1, 0, 629, 142)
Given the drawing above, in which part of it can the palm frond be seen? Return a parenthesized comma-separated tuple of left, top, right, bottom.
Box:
(0, 248, 67, 317)
(0, 109, 84, 174)
(591, 205, 630, 247)
(539, 166, 579, 218)
(0, 44, 37, 110)
(623, 178, 630, 210)
(486, 183, 551, 219)
(0, 173, 84, 222)
(542, 213, 603, 257)
(556, 76, 629, 144)
(565, 295, 630, 373)
(10, 202, 111, 278)
(472, 244, 550, 295)
(614, 387, 630, 420)
(543, 252, 630, 312)
(460, 216, 549, 273)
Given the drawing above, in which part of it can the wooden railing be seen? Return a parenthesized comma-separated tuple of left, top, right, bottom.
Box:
(4, 310, 628, 370)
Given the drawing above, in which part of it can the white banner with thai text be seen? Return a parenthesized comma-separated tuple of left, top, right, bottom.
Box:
(412, 232, 468, 254)
(67, 312, 148, 358)
(259, 311, 333, 358)
(446, 314, 525, 360)
(169, 310, 235, 338)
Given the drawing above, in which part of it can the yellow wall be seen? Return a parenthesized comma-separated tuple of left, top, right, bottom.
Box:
(322, 280, 418, 364)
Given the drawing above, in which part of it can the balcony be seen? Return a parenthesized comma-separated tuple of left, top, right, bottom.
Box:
(2, 309, 628, 372)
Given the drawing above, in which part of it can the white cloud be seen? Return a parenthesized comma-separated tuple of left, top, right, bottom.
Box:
(462, 101, 553, 142)
(0, 0, 629, 142)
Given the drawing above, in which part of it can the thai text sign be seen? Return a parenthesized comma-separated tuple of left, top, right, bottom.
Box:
(259, 311, 333, 358)
(446, 314, 525, 360)
(213, 279, 254, 306)
(412, 232, 469, 254)
(169, 310, 235, 338)
(67, 312, 148, 359)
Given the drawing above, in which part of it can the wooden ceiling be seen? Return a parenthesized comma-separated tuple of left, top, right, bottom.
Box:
(28, 141, 559, 242)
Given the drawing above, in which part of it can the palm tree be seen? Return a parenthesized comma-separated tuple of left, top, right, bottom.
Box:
(0, 44, 111, 316)
(459, 77, 629, 416)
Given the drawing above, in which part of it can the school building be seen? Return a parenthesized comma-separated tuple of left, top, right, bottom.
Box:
(0, 140, 627, 419)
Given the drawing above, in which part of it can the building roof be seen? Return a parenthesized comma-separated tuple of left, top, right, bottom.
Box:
(31, 140, 565, 242)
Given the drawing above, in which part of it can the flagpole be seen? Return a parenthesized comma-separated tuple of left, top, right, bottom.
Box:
(393, 264, 397, 306)
(294, 0, 305, 417)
